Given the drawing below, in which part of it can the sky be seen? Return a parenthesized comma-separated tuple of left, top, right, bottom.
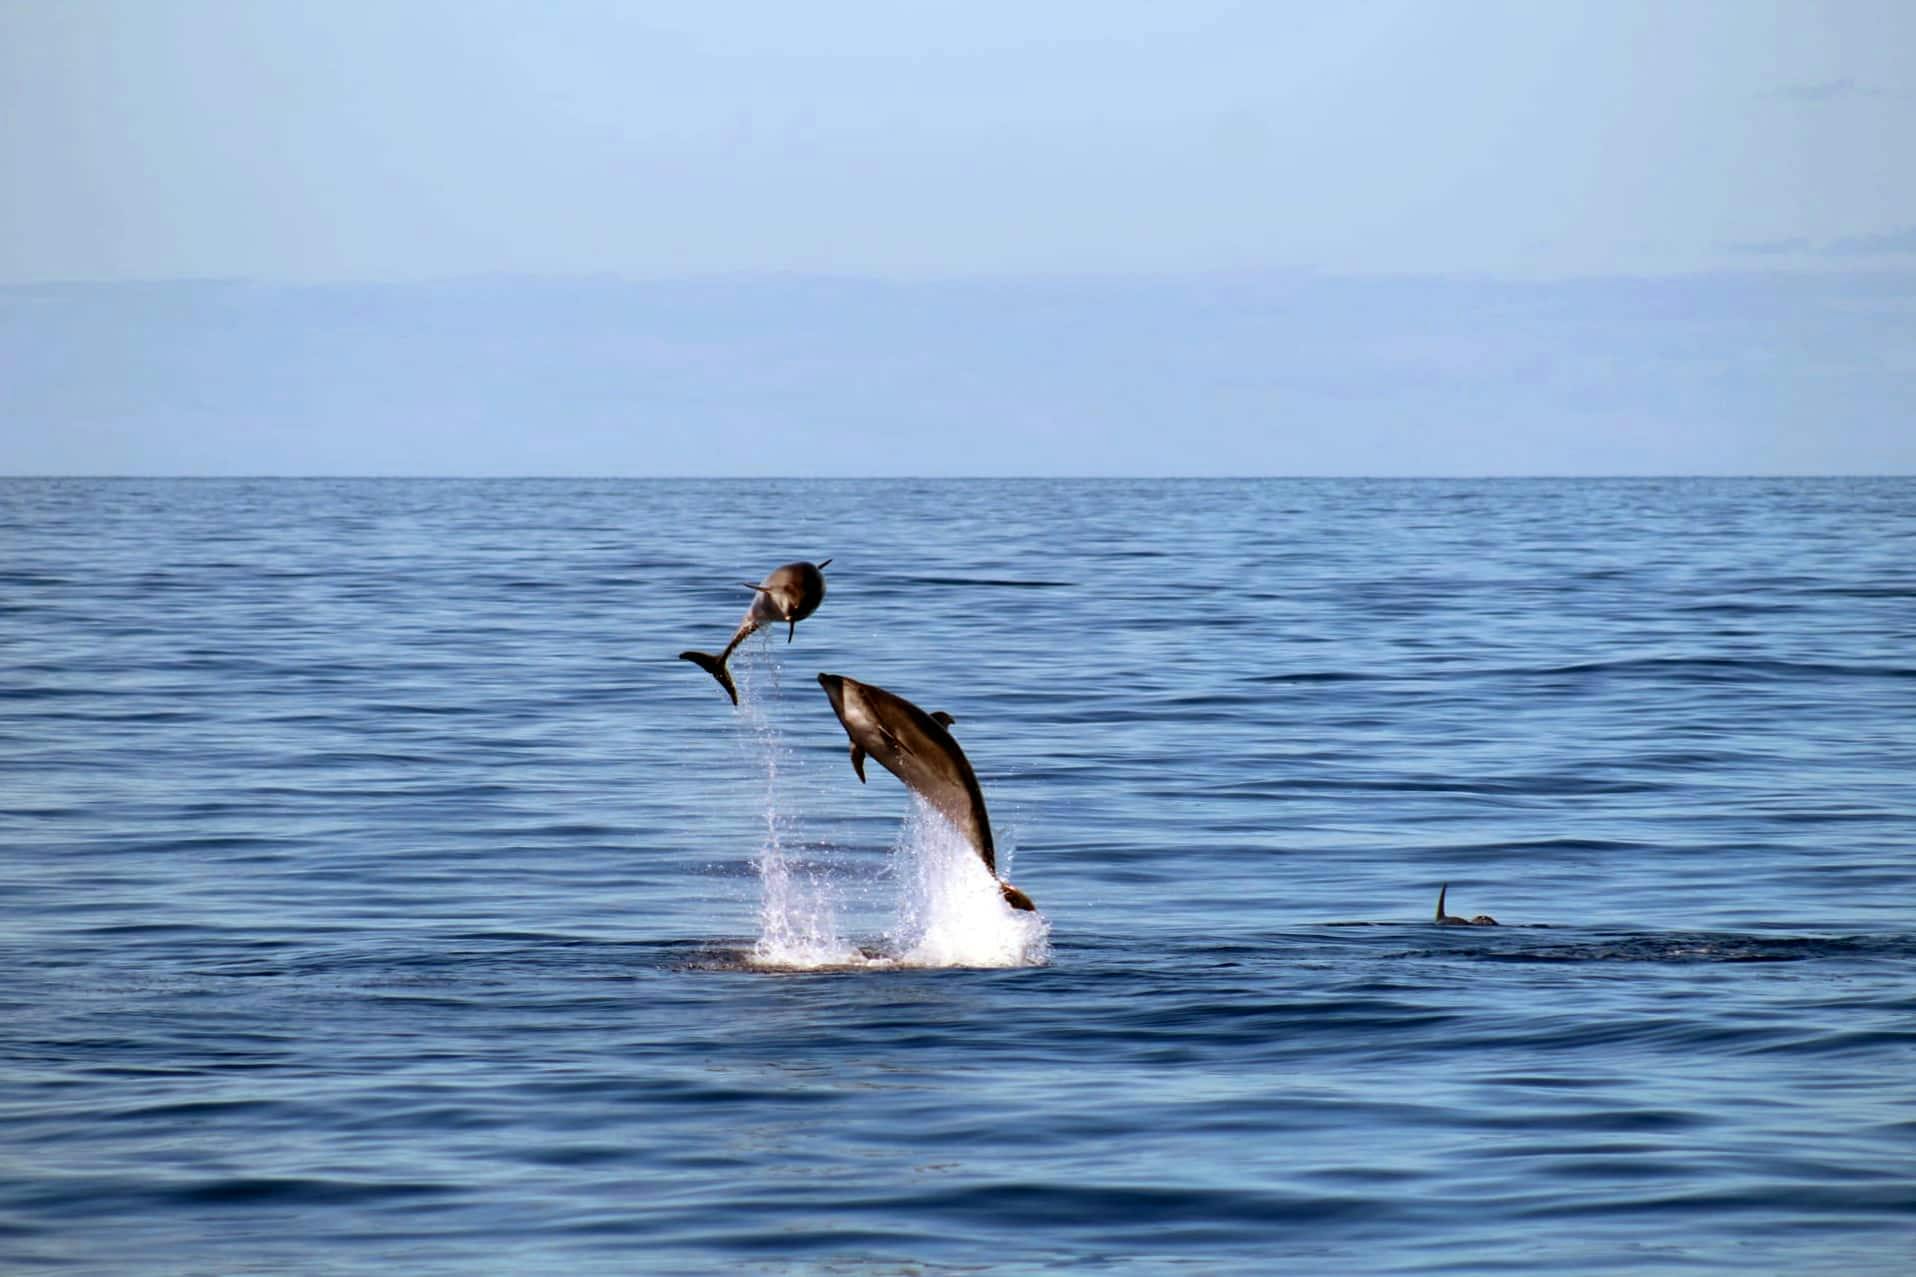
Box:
(2, 1, 1913, 474)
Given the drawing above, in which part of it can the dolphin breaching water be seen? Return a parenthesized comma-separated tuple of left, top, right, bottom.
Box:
(816, 672, 1037, 913)
(1435, 884, 1497, 926)
(679, 560, 831, 705)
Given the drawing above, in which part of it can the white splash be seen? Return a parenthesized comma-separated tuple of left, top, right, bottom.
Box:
(881, 801, 1051, 969)
(735, 638, 868, 970)
(751, 835, 863, 969)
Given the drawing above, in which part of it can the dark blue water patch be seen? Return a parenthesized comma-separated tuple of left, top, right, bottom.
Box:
(896, 575, 1079, 589)
(64, 1173, 458, 1213)
(832, 1179, 1394, 1236)
(1205, 772, 1671, 797)
(1671, 597, 1813, 615)
(1248, 668, 1382, 683)
(1422, 836, 1641, 858)
(0, 684, 104, 701)
(1515, 1181, 1916, 1221)
(1795, 584, 1916, 599)
(1409, 930, 1916, 965)
(1254, 657, 1916, 687)
(1518, 656, 1916, 682)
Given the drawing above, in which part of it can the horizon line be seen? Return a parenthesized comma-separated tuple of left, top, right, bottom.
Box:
(7, 261, 1916, 292)
(3, 473, 1911, 483)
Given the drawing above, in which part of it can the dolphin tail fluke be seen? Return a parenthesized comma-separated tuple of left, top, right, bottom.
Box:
(678, 650, 739, 705)
(999, 880, 1036, 913)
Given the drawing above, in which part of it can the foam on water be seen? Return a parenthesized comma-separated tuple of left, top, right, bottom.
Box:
(748, 797, 1050, 972)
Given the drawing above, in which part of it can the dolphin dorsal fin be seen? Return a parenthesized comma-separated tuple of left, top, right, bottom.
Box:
(931, 711, 956, 728)
(816, 558, 832, 570)
(1437, 884, 1448, 921)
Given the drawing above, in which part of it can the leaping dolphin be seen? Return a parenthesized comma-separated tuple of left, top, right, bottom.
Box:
(1436, 884, 1497, 926)
(679, 560, 831, 704)
(816, 672, 1036, 912)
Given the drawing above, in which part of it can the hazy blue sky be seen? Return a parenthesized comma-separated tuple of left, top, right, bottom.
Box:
(5, 0, 1914, 281)
(2, 2, 1912, 473)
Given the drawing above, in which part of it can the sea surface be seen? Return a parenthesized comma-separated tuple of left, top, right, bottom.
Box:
(3, 476, 1913, 1275)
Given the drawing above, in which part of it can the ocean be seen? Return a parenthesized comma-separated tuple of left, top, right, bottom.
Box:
(2, 476, 1912, 1275)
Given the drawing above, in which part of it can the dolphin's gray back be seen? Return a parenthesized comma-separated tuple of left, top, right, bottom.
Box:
(858, 682, 996, 871)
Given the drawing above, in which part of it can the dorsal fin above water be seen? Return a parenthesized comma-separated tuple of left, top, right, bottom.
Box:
(931, 711, 955, 728)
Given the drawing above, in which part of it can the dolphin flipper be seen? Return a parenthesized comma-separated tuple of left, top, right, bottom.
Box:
(850, 743, 868, 783)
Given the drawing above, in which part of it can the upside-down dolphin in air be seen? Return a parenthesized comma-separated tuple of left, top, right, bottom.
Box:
(1436, 884, 1497, 926)
(816, 672, 1037, 912)
(679, 560, 831, 705)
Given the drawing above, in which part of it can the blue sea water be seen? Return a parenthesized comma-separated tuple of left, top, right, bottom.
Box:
(2, 476, 1913, 1275)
